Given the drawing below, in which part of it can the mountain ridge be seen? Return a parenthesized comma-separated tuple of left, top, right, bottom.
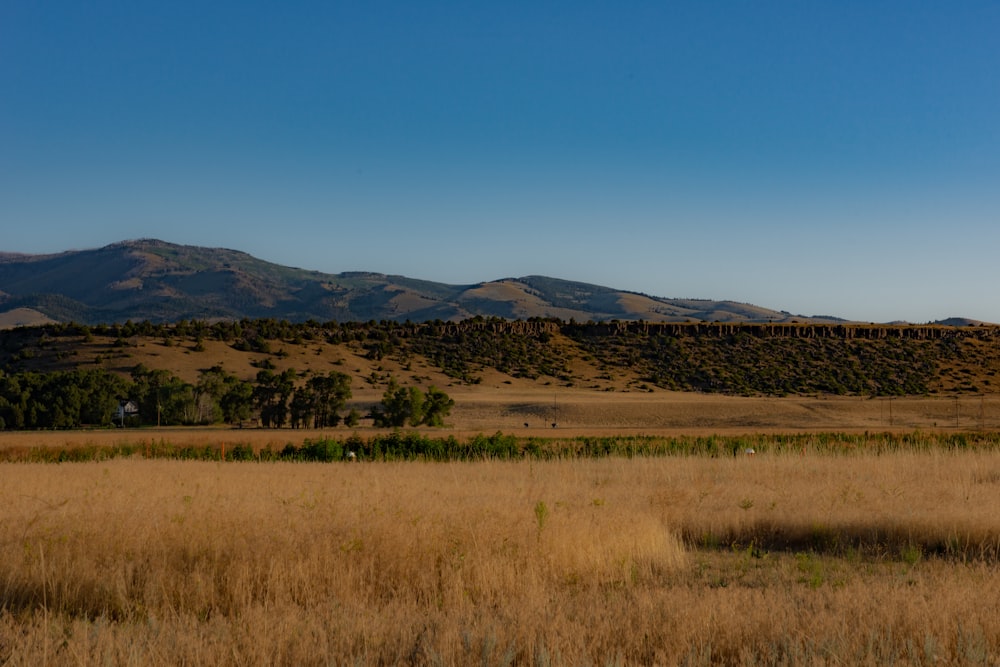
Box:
(0, 238, 935, 326)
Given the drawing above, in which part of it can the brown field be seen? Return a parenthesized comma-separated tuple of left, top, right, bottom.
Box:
(3, 450, 1000, 665)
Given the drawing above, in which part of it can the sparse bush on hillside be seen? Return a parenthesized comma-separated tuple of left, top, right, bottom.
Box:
(566, 328, 948, 396)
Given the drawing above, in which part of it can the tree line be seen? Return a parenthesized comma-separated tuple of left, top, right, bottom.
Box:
(0, 365, 452, 431)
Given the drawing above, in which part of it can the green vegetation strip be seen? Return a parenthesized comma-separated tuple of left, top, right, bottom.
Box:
(4, 430, 1000, 463)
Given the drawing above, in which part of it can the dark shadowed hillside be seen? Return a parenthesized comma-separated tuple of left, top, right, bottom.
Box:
(0, 239, 839, 326)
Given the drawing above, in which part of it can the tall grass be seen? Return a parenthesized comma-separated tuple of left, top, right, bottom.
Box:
(2, 452, 1000, 664)
(4, 429, 1000, 463)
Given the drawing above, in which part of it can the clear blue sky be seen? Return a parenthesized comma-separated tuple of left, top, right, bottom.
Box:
(2, 2, 999, 323)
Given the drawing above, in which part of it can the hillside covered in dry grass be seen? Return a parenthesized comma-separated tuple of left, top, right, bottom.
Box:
(3, 318, 999, 397)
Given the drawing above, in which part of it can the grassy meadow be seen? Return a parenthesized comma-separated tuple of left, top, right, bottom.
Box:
(3, 445, 1000, 665)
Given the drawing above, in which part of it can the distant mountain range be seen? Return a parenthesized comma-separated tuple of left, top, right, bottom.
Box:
(0, 238, 888, 327)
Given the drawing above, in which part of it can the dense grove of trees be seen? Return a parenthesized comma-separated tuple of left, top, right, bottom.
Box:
(0, 369, 127, 430)
(0, 357, 456, 431)
(370, 379, 455, 428)
(0, 365, 359, 431)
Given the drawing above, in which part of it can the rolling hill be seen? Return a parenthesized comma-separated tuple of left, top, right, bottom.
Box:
(0, 239, 838, 326)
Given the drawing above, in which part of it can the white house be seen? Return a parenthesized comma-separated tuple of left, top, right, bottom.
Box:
(115, 399, 139, 425)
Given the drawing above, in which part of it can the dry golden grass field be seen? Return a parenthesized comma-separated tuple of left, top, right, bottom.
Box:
(3, 450, 1000, 665)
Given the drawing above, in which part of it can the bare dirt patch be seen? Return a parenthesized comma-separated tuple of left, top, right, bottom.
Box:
(440, 389, 1000, 438)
